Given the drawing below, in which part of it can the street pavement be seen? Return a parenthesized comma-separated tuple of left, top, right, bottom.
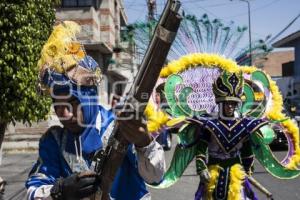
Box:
(149, 149, 300, 200)
(0, 154, 34, 200)
(0, 147, 300, 200)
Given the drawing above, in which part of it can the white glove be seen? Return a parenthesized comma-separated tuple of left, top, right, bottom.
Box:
(200, 169, 211, 184)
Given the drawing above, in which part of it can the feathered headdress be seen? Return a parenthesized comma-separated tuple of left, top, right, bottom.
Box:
(38, 21, 102, 94)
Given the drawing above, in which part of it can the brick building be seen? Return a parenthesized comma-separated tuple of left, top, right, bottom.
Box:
(267, 30, 300, 116)
(56, 0, 137, 106)
(273, 30, 300, 77)
(254, 50, 294, 77)
(3, 0, 138, 152)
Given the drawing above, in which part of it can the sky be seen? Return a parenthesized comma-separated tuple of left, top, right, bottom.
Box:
(123, 0, 300, 50)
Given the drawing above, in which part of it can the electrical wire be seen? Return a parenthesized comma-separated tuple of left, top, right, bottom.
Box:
(269, 12, 300, 44)
(224, 0, 281, 19)
(124, 0, 233, 7)
(126, 0, 297, 43)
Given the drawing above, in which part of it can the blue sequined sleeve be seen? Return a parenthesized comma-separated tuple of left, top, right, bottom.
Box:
(25, 128, 68, 199)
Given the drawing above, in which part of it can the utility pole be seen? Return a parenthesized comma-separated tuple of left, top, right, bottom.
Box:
(230, 0, 252, 65)
(146, 0, 157, 38)
(147, 0, 157, 21)
(242, 0, 252, 66)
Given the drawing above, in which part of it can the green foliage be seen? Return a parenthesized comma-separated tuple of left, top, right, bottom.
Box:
(0, 0, 55, 124)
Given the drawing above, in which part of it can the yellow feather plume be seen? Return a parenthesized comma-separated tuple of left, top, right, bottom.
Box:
(264, 73, 300, 169)
(166, 116, 186, 127)
(144, 103, 169, 133)
(228, 164, 246, 200)
(240, 66, 300, 169)
(206, 165, 221, 200)
(159, 53, 240, 78)
(38, 21, 83, 73)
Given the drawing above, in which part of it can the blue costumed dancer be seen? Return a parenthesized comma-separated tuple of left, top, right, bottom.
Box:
(25, 21, 165, 200)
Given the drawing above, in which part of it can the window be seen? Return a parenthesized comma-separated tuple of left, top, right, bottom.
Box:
(62, 0, 77, 7)
(61, 0, 102, 9)
(62, 0, 93, 7)
(78, 0, 93, 6)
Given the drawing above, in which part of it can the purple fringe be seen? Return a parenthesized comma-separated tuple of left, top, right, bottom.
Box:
(194, 178, 258, 200)
(194, 182, 204, 200)
(244, 177, 259, 200)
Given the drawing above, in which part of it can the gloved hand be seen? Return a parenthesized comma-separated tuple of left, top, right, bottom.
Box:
(50, 171, 100, 200)
(200, 169, 211, 184)
(118, 117, 152, 148)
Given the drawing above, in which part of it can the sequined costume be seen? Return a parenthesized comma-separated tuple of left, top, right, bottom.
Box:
(193, 116, 267, 200)
(190, 71, 265, 199)
(146, 54, 300, 200)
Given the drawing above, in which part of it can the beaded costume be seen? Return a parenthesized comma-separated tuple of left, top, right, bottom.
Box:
(127, 12, 300, 199)
(144, 53, 300, 200)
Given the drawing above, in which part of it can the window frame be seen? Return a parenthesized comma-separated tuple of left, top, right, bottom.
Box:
(61, 0, 96, 8)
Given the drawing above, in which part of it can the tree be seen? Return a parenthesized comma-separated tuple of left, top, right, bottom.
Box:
(0, 0, 56, 153)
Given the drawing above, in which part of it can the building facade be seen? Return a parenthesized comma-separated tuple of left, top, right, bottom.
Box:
(273, 31, 300, 77)
(254, 50, 294, 77)
(56, 0, 136, 106)
(270, 30, 300, 116)
(3, 0, 139, 152)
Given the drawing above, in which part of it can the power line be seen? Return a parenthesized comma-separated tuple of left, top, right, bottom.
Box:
(183, 1, 240, 8)
(124, 0, 147, 21)
(204, 2, 240, 8)
(134, 7, 148, 22)
(184, 0, 278, 38)
(124, 0, 235, 7)
(126, 7, 146, 12)
(124, 0, 144, 8)
(124, 0, 138, 8)
(190, 4, 220, 18)
(270, 12, 300, 44)
(224, 0, 281, 19)
(182, 2, 267, 41)
(125, 0, 292, 41)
